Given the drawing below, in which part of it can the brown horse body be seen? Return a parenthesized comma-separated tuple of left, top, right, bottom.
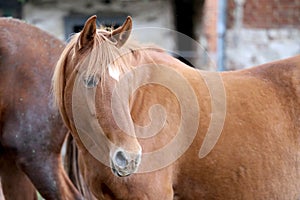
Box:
(0, 18, 82, 199)
(53, 16, 300, 199)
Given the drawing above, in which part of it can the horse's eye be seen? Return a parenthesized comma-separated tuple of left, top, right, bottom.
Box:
(83, 75, 99, 88)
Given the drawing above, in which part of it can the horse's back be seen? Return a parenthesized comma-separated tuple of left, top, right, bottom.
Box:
(0, 17, 65, 145)
(0, 17, 64, 102)
(250, 55, 300, 102)
(0, 17, 64, 80)
(227, 55, 300, 129)
(175, 55, 300, 199)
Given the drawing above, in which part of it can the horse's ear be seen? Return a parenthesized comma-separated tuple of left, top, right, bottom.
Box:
(77, 15, 97, 50)
(111, 16, 132, 48)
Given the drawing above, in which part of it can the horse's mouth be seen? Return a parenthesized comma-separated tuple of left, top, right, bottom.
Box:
(112, 166, 131, 177)
(110, 159, 138, 177)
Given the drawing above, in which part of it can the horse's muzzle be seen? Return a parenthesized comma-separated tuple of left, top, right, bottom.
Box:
(111, 149, 141, 177)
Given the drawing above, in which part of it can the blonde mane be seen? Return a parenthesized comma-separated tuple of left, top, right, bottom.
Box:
(52, 26, 163, 109)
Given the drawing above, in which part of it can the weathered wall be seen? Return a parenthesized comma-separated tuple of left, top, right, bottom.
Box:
(225, 0, 300, 69)
(22, 0, 300, 70)
(23, 0, 174, 47)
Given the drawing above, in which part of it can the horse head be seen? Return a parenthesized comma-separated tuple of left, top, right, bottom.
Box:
(53, 15, 142, 178)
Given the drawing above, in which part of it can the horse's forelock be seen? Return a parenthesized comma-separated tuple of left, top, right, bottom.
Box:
(52, 27, 163, 108)
(74, 30, 138, 84)
(52, 29, 130, 107)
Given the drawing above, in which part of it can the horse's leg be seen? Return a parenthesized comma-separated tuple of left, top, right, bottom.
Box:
(2, 123, 83, 200)
(0, 156, 37, 200)
(13, 132, 82, 200)
(16, 140, 83, 200)
(0, 181, 5, 200)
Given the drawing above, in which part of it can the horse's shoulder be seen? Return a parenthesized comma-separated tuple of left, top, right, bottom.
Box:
(266, 56, 300, 99)
(249, 55, 300, 113)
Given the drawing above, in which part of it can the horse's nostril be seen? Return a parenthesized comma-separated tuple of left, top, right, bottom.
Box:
(111, 150, 142, 176)
(115, 151, 128, 168)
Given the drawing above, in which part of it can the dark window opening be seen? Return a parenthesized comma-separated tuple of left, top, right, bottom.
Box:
(64, 12, 129, 41)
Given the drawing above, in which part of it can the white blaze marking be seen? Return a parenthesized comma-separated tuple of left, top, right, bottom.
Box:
(108, 65, 120, 81)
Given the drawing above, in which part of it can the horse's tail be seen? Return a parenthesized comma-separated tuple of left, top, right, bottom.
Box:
(65, 133, 96, 200)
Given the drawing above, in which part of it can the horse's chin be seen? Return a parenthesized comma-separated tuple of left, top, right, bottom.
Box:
(111, 161, 135, 177)
(112, 166, 131, 177)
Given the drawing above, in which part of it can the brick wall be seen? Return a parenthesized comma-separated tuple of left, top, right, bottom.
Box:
(223, 0, 300, 69)
(243, 0, 300, 28)
(226, 0, 235, 29)
(227, 0, 300, 29)
(203, 0, 218, 52)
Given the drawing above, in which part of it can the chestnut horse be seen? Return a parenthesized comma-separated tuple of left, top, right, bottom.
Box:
(0, 18, 82, 199)
(53, 15, 300, 199)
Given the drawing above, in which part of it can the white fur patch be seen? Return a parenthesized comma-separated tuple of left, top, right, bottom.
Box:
(108, 64, 120, 81)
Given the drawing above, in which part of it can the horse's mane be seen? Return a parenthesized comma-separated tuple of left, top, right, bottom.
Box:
(52, 27, 163, 108)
